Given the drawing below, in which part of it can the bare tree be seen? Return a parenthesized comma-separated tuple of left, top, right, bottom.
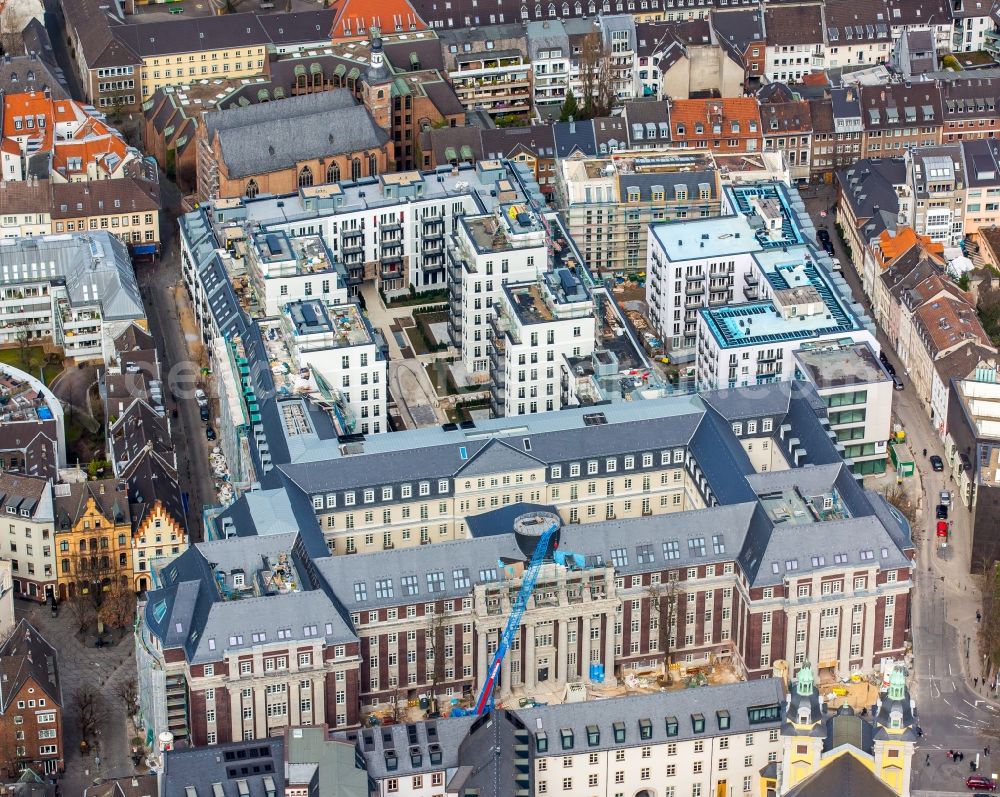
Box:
(117, 677, 139, 719)
(881, 485, 917, 528)
(98, 580, 136, 630)
(74, 685, 108, 747)
(65, 591, 97, 633)
(647, 580, 680, 671)
(577, 32, 617, 119)
(10, 320, 31, 369)
(426, 612, 447, 705)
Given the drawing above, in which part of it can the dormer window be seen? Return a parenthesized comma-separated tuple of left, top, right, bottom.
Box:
(798, 707, 810, 724)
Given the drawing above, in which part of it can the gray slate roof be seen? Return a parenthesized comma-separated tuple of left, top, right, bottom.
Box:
(205, 90, 388, 179)
(0, 232, 143, 321)
(162, 738, 283, 797)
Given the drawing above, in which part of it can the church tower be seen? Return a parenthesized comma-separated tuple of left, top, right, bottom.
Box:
(779, 662, 827, 793)
(361, 31, 393, 131)
(871, 667, 917, 797)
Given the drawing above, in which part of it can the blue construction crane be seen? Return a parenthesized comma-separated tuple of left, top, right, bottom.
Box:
(474, 522, 559, 715)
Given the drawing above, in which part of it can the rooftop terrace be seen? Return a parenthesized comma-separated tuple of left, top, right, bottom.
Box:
(759, 485, 850, 527)
(290, 235, 336, 275)
(212, 548, 304, 599)
(285, 300, 373, 348)
(702, 252, 857, 348)
(233, 163, 505, 227)
(726, 183, 806, 250)
(504, 268, 591, 326)
(793, 342, 889, 389)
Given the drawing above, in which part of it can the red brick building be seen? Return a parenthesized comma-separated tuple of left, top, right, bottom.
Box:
(0, 621, 63, 777)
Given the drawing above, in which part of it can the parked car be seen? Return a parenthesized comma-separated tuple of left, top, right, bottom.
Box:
(823, 240, 835, 254)
(937, 520, 949, 538)
(892, 375, 904, 390)
(817, 229, 831, 246)
(965, 776, 996, 790)
(940, 490, 952, 506)
(930, 455, 944, 472)
(199, 405, 210, 422)
(936, 504, 949, 520)
(206, 427, 216, 441)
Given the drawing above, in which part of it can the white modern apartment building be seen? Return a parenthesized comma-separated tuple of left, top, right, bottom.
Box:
(647, 183, 877, 365)
(0, 473, 55, 600)
(243, 227, 349, 316)
(793, 341, 894, 476)
(447, 204, 549, 374)
(211, 166, 515, 299)
(489, 268, 597, 417)
(0, 232, 145, 361)
(269, 299, 388, 435)
(693, 244, 879, 392)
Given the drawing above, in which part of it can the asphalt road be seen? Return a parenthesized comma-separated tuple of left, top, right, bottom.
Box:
(800, 185, 1000, 790)
(41, 0, 85, 101)
(134, 177, 215, 541)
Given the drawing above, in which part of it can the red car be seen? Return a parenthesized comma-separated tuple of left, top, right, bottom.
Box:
(937, 520, 949, 538)
(966, 775, 996, 790)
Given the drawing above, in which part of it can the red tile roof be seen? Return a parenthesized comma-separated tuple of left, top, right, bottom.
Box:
(330, 0, 427, 40)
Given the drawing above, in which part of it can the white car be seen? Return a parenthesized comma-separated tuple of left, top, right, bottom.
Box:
(830, 257, 842, 273)
(940, 490, 951, 506)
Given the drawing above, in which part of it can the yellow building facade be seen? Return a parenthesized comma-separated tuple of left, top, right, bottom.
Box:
(54, 480, 133, 602)
(779, 662, 916, 797)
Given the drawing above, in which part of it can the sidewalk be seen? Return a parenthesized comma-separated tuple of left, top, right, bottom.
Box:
(16, 599, 138, 795)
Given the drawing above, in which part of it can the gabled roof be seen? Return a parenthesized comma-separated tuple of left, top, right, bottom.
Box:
(113, 323, 155, 353)
(206, 90, 388, 179)
(330, 0, 427, 39)
(0, 620, 62, 712)
(710, 7, 765, 59)
(552, 120, 597, 158)
(54, 479, 130, 531)
(784, 753, 897, 797)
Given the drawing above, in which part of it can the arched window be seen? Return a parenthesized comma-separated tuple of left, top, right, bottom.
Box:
(298, 166, 314, 187)
(245, 179, 260, 199)
(327, 162, 341, 183)
(352, 158, 362, 180)
(368, 153, 378, 176)
(119, 553, 127, 567)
